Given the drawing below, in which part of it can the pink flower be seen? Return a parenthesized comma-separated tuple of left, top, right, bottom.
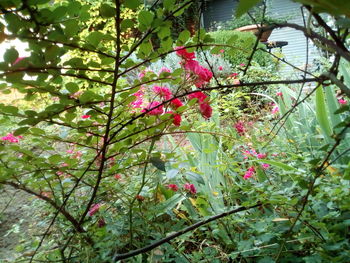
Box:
(199, 103, 212, 119)
(170, 98, 183, 109)
(88, 203, 102, 216)
(184, 60, 212, 87)
(234, 121, 245, 136)
(67, 149, 74, 154)
(239, 63, 245, 67)
(261, 163, 270, 170)
(219, 49, 225, 53)
(257, 153, 267, 159)
(159, 67, 171, 74)
(188, 91, 207, 103)
(167, 184, 179, 191)
(81, 115, 91, 119)
(153, 86, 172, 100)
(229, 73, 238, 78)
(243, 166, 255, 180)
(184, 183, 197, 194)
(131, 89, 144, 109)
(175, 46, 195, 60)
(338, 98, 347, 105)
(114, 174, 122, 180)
(0, 133, 22, 143)
(276, 92, 283, 97)
(142, 101, 164, 115)
(218, 66, 223, 71)
(69, 91, 82, 99)
(271, 106, 279, 114)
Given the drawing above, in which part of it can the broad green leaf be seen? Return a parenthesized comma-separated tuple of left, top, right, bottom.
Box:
(150, 156, 166, 172)
(315, 85, 332, 139)
(138, 10, 154, 27)
(4, 48, 18, 64)
(124, 0, 141, 10)
(100, 4, 115, 18)
(14, 127, 29, 136)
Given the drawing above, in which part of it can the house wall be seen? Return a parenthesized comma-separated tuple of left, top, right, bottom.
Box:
(202, 0, 319, 75)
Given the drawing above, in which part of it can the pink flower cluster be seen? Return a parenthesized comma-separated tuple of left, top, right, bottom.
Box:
(234, 121, 245, 136)
(244, 166, 255, 179)
(1, 133, 23, 143)
(175, 46, 213, 88)
(184, 183, 197, 194)
(188, 91, 212, 119)
(167, 183, 197, 194)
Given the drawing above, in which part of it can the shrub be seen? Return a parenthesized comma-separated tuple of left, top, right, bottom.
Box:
(208, 30, 276, 68)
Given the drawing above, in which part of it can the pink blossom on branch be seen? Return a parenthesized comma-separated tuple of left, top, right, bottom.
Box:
(188, 91, 207, 103)
(142, 101, 164, 115)
(170, 98, 183, 109)
(153, 86, 173, 100)
(261, 163, 270, 170)
(175, 46, 195, 60)
(1, 133, 23, 143)
(166, 111, 182, 126)
(81, 115, 91, 119)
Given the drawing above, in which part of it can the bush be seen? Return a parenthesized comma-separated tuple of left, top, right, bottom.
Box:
(208, 30, 277, 69)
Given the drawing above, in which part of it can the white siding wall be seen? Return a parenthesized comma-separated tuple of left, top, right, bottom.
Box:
(268, 0, 319, 75)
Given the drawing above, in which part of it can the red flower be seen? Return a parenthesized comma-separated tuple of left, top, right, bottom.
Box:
(170, 98, 183, 109)
(114, 174, 122, 180)
(81, 115, 91, 119)
(175, 46, 195, 60)
(142, 101, 164, 115)
(234, 121, 245, 136)
(166, 111, 182, 126)
(199, 103, 212, 119)
(184, 183, 197, 194)
(188, 91, 207, 103)
(136, 195, 145, 201)
(167, 184, 179, 191)
(218, 66, 223, 71)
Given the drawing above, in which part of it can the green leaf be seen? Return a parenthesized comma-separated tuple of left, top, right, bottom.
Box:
(4, 48, 18, 64)
(163, 0, 175, 10)
(13, 127, 29, 136)
(255, 159, 296, 171)
(150, 156, 166, 172)
(138, 10, 154, 27)
(236, 0, 262, 17)
(86, 32, 104, 47)
(124, 0, 141, 10)
(315, 85, 332, 139)
(66, 82, 79, 93)
(177, 30, 190, 44)
(100, 4, 115, 18)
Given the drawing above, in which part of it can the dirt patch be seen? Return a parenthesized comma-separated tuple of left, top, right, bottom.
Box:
(0, 186, 34, 262)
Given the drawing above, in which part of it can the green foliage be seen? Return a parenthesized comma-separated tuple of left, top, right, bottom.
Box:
(208, 30, 276, 68)
(0, 0, 349, 262)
